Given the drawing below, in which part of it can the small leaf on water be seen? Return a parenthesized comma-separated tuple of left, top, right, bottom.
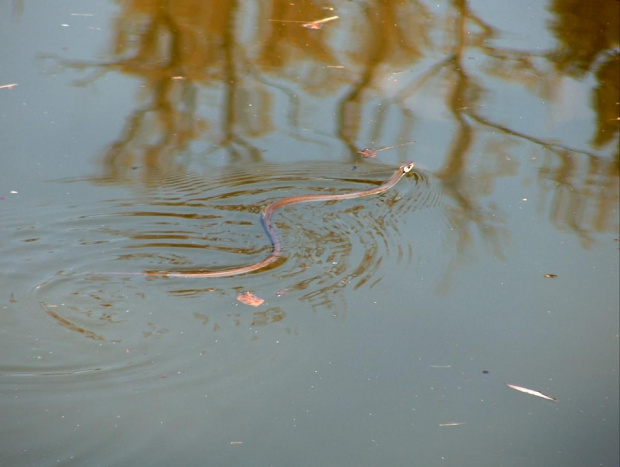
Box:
(237, 291, 264, 307)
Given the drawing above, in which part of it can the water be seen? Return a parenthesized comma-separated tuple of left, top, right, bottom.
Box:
(1, 1, 618, 466)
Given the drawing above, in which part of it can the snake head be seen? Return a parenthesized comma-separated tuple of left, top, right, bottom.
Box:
(402, 162, 415, 173)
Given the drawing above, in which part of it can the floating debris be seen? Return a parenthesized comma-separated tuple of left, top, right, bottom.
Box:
(268, 15, 339, 30)
(506, 383, 557, 402)
(302, 16, 339, 30)
(237, 291, 264, 307)
(358, 141, 416, 158)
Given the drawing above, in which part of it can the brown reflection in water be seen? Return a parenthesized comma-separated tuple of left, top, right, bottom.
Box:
(209, 305, 291, 332)
(250, 307, 286, 327)
(425, 0, 618, 265)
(334, 1, 429, 150)
(78, 2, 613, 225)
(41, 303, 105, 341)
(538, 150, 619, 247)
(549, 0, 619, 151)
(49, 1, 617, 309)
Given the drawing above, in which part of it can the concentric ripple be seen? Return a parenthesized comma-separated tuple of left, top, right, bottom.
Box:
(2, 163, 444, 360)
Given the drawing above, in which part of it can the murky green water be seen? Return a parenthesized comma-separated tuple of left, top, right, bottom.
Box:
(1, 1, 618, 466)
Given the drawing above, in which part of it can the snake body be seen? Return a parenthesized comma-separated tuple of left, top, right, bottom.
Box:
(112, 162, 414, 278)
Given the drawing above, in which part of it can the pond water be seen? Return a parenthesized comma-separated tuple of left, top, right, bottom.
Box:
(1, 1, 618, 466)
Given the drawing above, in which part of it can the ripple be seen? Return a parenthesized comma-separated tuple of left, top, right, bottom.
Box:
(3, 163, 445, 353)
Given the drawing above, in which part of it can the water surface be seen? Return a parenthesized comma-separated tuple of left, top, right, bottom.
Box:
(1, 1, 618, 466)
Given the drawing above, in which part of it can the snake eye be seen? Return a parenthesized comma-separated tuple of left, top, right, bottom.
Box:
(403, 162, 414, 173)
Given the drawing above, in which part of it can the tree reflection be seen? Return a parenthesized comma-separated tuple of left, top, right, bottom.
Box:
(50, 0, 618, 313)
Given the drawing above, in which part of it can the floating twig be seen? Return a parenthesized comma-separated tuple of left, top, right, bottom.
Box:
(358, 140, 416, 158)
(506, 383, 557, 402)
(268, 15, 339, 30)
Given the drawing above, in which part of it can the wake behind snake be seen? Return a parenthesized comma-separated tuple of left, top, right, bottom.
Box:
(104, 162, 415, 278)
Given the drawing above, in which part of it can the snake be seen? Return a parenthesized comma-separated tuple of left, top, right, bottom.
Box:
(106, 162, 414, 278)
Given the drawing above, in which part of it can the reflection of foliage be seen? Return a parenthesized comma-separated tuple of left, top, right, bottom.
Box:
(546, 0, 619, 241)
(55, 0, 618, 311)
(250, 307, 286, 327)
(41, 302, 105, 341)
(549, 0, 619, 152)
(334, 1, 430, 147)
(538, 150, 619, 247)
(592, 54, 619, 150)
(549, 0, 619, 76)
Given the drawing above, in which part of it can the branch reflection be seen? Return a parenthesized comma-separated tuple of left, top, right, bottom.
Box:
(47, 0, 617, 322)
